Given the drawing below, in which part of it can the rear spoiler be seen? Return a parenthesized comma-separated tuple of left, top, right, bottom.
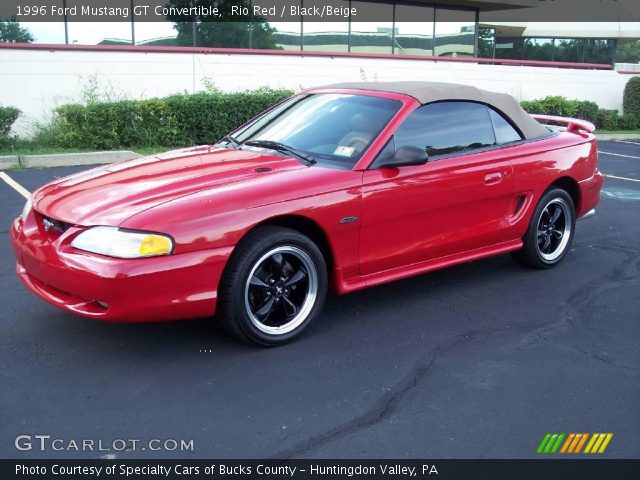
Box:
(531, 114, 596, 134)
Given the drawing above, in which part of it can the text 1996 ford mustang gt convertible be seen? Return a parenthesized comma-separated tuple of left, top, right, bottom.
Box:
(11, 82, 603, 345)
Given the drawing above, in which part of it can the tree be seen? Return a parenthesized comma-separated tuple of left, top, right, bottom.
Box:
(623, 76, 640, 117)
(615, 40, 640, 63)
(164, 0, 279, 49)
(0, 20, 34, 43)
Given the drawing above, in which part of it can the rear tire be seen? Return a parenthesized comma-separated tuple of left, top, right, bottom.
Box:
(217, 226, 327, 346)
(512, 188, 575, 269)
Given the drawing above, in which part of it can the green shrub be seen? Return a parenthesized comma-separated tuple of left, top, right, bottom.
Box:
(596, 109, 620, 130)
(623, 76, 640, 117)
(519, 99, 544, 115)
(519, 96, 599, 124)
(573, 100, 600, 124)
(0, 104, 21, 147)
(46, 89, 640, 151)
(54, 88, 293, 150)
(520, 95, 639, 130)
(619, 113, 639, 130)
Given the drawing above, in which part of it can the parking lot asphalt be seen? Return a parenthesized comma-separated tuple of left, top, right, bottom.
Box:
(0, 141, 638, 460)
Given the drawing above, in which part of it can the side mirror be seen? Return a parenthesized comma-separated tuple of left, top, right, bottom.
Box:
(376, 146, 429, 169)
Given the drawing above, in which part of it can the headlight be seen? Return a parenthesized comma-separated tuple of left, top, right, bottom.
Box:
(71, 226, 174, 258)
(21, 196, 33, 222)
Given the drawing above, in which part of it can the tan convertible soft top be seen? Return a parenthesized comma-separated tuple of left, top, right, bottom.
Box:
(316, 81, 549, 140)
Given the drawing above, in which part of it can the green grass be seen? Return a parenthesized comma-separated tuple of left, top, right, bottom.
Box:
(0, 144, 170, 157)
(595, 129, 640, 135)
(131, 146, 170, 156)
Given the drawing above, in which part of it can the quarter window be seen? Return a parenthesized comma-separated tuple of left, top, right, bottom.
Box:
(393, 102, 496, 158)
(488, 108, 523, 144)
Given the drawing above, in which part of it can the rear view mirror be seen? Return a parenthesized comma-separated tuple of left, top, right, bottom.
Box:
(376, 146, 429, 169)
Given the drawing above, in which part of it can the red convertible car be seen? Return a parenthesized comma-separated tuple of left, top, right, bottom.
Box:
(11, 82, 603, 345)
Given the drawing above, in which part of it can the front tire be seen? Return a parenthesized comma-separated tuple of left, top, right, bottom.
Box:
(512, 188, 575, 269)
(218, 226, 328, 346)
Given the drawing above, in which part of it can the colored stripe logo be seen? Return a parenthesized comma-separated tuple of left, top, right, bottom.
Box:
(537, 433, 613, 454)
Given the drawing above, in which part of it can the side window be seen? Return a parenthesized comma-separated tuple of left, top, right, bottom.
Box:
(488, 108, 523, 144)
(393, 102, 496, 158)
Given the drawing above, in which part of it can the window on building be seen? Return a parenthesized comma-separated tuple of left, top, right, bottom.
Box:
(19, 22, 66, 44)
(493, 36, 615, 64)
(193, 21, 256, 48)
(553, 38, 584, 62)
(133, 22, 180, 47)
(394, 102, 496, 158)
(65, 0, 132, 45)
(132, 0, 185, 48)
(393, 4, 435, 56)
(494, 37, 523, 59)
(67, 22, 133, 45)
(477, 27, 495, 58)
(434, 8, 476, 57)
(271, 22, 301, 51)
(523, 38, 554, 61)
(350, 2, 394, 54)
(302, 22, 349, 53)
(301, 0, 348, 53)
(583, 39, 616, 64)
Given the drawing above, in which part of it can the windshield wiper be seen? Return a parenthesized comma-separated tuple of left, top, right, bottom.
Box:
(244, 140, 316, 165)
(220, 134, 240, 149)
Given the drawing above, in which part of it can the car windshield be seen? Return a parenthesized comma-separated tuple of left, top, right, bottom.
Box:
(229, 93, 402, 168)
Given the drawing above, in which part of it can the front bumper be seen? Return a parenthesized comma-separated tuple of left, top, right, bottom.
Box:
(10, 215, 232, 322)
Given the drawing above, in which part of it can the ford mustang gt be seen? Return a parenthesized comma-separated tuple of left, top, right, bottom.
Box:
(11, 82, 603, 345)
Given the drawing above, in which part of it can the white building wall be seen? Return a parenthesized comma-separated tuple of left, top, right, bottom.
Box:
(0, 48, 636, 137)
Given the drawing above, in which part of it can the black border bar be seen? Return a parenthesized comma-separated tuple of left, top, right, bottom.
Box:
(3, 459, 640, 480)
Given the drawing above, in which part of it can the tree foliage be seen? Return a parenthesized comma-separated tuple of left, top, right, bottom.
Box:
(623, 76, 640, 117)
(164, 0, 279, 49)
(615, 40, 640, 63)
(0, 104, 21, 147)
(0, 20, 34, 43)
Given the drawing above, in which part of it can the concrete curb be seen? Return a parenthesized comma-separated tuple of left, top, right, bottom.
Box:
(20, 150, 142, 168)
(596, 134, 640, 141)
(0, 155, 20, 169)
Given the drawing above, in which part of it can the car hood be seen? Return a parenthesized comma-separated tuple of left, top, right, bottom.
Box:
(32, 146, 309, 226)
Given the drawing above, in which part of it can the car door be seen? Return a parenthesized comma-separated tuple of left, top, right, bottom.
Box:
(359, 101, 519, 275)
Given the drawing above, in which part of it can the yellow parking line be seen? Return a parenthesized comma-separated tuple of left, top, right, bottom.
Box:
(0, 171, 31, 199)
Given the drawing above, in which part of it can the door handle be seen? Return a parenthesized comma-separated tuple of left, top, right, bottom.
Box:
(484, 172, 503, 185)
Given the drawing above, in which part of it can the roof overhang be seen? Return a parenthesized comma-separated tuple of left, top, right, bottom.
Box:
(480, 21, 640, 40)
(407, 0, 531, 11)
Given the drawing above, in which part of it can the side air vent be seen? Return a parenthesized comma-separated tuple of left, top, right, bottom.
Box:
(514, 195, 526, 215)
